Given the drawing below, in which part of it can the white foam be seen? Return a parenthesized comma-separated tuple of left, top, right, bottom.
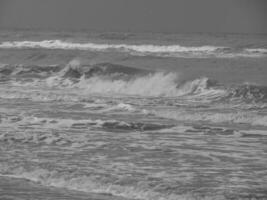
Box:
(1, 71, 226, 100)
(82, 102, 108, 109)
(78, 73, 179, 96)
(102, 103, 136, 112)
(1, 40, 266, 58)
(116, 103, 136, 111)
(0, 40, 220, 52)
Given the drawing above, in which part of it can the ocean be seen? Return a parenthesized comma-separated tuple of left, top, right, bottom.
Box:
(0, 30, 266, 200)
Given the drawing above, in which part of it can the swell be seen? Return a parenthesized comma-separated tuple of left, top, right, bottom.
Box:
(0, 61, 148, 80)
(0, 40, 266, 58)
(0, 63, 61, 78)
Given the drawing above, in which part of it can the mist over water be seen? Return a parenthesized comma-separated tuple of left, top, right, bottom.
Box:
(0, 31, 267, 200)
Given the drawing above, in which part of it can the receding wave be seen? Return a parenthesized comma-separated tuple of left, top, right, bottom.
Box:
(0, 166, 227, 200)
(0, 40, 266, 58)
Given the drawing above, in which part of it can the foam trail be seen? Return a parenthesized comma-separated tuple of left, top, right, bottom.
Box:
(152, 109, 267, 126)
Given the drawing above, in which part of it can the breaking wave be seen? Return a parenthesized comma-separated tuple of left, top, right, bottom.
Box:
(1, 61, 267, 103)
(0, 40, 266, 58)
(36, 60, 223, 98)
(44, 62, 267, 103)
(46, 73, 224, 98)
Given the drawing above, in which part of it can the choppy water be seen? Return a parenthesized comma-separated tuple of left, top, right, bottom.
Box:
(0, 30, 267, 200)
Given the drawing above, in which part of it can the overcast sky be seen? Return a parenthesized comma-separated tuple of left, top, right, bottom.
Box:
(0, 0, 266, 33)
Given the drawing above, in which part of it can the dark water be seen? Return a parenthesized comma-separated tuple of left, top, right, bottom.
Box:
(0, 30, 267, 200)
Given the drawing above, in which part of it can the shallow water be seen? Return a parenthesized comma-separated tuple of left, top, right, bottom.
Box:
(0, 30, 267, 200)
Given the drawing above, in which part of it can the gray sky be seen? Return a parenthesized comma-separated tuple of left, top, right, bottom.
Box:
(0, 0, 266, 33)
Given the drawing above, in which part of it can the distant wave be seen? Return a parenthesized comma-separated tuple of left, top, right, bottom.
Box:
(0, 40, 266, 58)
(0, 40, 222, 52)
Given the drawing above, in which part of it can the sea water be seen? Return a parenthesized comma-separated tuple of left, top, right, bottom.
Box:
(0, 30, 267, 200)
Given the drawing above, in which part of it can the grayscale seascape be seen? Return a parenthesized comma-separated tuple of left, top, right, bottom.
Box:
(0, 1, 267, 199)
(0, 30, 266, 200)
